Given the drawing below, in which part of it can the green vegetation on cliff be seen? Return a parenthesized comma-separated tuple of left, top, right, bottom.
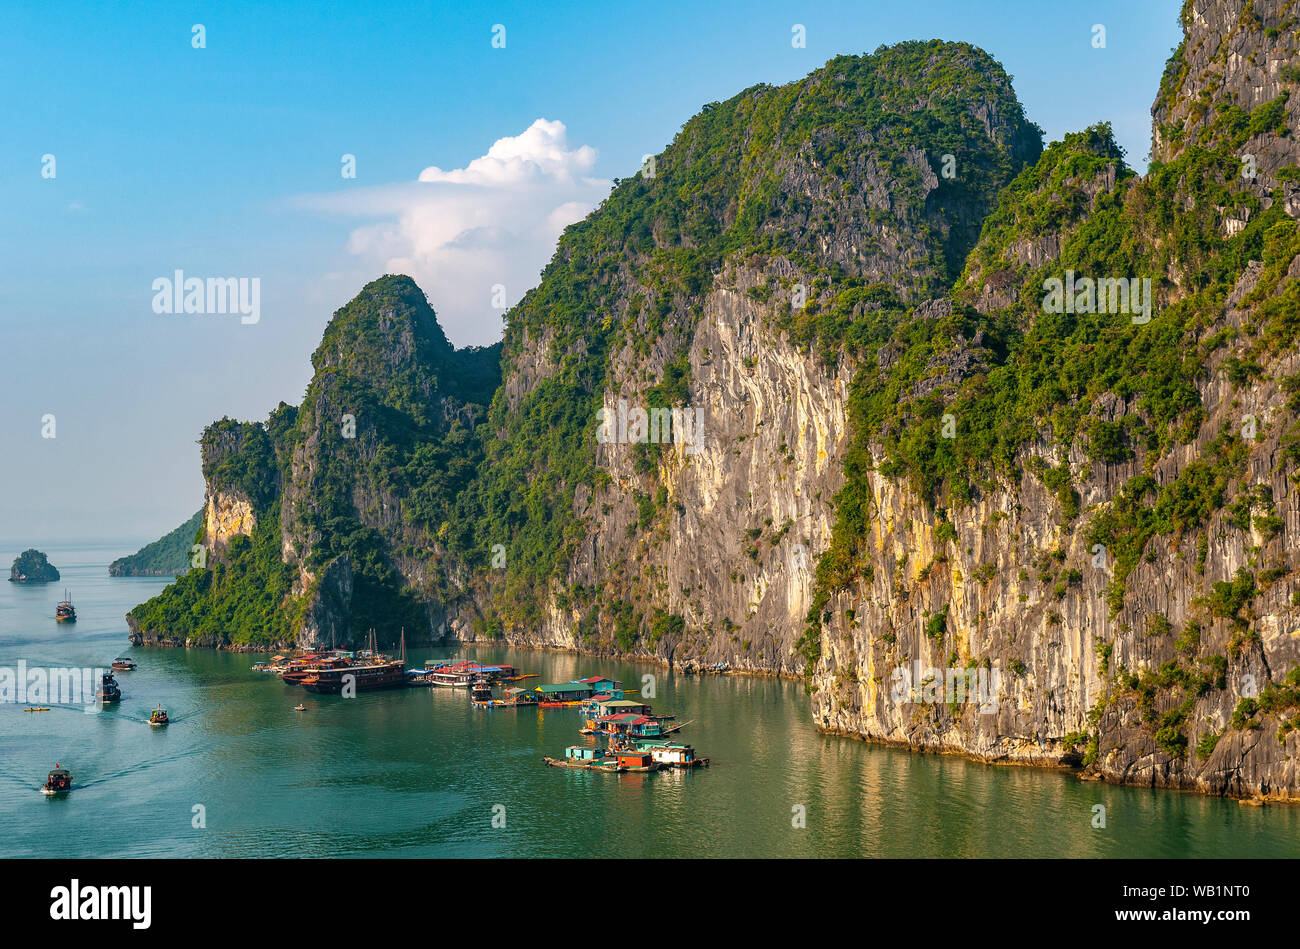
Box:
(808, 95, 1298, 609)
(453, 40, 1041, 631)
(129, 277, 500, 647)
(110, 510, 203, 576)
(128, 503, 303, 646)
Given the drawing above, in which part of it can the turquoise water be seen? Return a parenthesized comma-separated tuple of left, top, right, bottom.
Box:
(2, 542, 1298, 858)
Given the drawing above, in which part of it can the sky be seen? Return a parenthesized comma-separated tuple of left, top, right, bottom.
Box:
(0, 0, 1183, 545)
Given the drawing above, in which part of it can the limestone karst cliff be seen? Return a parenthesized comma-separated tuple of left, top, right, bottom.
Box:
(128, 6, 1300, 799)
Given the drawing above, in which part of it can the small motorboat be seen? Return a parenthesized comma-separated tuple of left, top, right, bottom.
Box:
(96, 671, 121, 704)
(112, 657, 137, 671)
(148, 704, 169, 727)
(293, 704, 307, 712)
(41, 765, 72, 795)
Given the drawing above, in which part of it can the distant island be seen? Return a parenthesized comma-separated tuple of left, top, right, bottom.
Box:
(110, 510, 203, 577)
(9, 549, 60, 582)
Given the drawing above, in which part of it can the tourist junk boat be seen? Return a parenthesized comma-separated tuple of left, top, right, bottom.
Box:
(148, 704, 169, 727)
(41, 765, 72, 795)
(112, 657, 136, 671)
(469, 677, 494, 704)
(426, 666, 478, 688)
(300, 659, 406, 694)
(424, 660, 521, 688)
(97, 671, 121, 704)
(280, 655, 339, 684)
(55, 590, 76, 623)
(299, 629, 406, 694)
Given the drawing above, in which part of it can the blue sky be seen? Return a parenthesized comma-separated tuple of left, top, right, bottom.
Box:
(0, 0, 1182, 543)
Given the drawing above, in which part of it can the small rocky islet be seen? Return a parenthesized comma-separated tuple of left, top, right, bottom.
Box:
(9, 548, 60, 583)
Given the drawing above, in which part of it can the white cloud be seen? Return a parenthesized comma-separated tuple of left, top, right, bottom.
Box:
(297, 118, 609, 347)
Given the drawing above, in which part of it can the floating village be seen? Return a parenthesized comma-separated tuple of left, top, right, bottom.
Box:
(254, 639, 711, 774)
(40, 629, 709, 794)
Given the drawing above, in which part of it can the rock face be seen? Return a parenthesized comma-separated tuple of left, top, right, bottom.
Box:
(128, 18, 1300, 798)
(446, 41, 1041, 663)
(802, 0, 1300, 801)
(9, 549, 59, 583)
(128, 277, 500, 651)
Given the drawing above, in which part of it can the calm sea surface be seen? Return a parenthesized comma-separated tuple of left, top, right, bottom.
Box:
(1, 542, 1297, 858)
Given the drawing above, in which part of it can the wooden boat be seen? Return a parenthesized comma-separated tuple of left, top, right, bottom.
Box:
(543, 745, 662, 773)
(96, 672, 121, 704)
(470, 677, 494, 704)
(41, 765, 72, 795)
(543, 748, 624, 772)
(55, 591, 76, 623)
(112, 657, 137, 671)
(148, 704, 169, 726)
(300, 660, 406, 694)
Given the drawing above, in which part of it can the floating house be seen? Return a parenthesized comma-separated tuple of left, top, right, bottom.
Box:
(611, 749, 658, 771)
(629, 740, 709, 768)
(575, 675, 622, 693)
(535, 683, 597, 706)
(593, 713, 671, 738)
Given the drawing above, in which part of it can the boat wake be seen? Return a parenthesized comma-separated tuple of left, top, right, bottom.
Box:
(71, 744, 210, 789)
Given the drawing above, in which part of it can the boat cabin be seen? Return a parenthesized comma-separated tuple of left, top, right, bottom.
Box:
(637, 742, 698, 766)
(613, 750, 655, 769)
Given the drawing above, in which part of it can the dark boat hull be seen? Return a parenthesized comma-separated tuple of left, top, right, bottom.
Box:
(299, 664, 407, 694)
(300, 679, 407, 694)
